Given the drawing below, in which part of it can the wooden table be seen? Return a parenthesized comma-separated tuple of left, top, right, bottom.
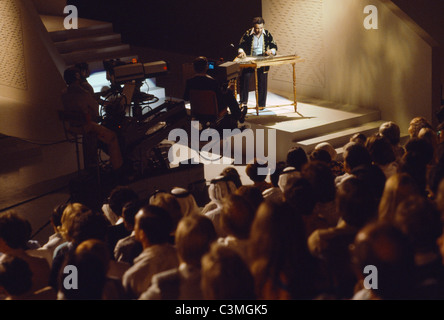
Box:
(234, 55, 304, 116)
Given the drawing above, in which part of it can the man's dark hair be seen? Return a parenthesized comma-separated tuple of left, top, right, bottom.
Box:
(137, 205, 173, 244)
(108, 186, 139, 217)
(252, 17, 265, 25)
(193, 56, 208, 74)
(0, 211, 32, 249)
(63, 67, 81, 85)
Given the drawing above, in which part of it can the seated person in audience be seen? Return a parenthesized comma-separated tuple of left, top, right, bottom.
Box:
(278, 166, 301, 194)
(218, 194, 256, 263)
(114, 200, 143, 265)
(335, 142, 372, 187)
(170, 187, 201, 217)
(302, 161, 339, 228)
(59, 239, 126, 300)
(140, 215, 217, 300)
(285, 146, 308, 171)
(234, 185, 264, 214)
(262, 161, 286, 201)
(408, 116, 432, 139)
(349, 133, 367, 145)
(0, 255, 56, 300)
(0, 211, 50, 294)
(183, 56, 247, 125)
(314, 142, 345, 176)
(149, 192, 183, 244)
(220, 166, 243, 189)
(61, 67, 123, 172)
(104, 186, 139, 256)
(394, 195, 444, 299)
(50, 204, 113, 290)
(351, 222, 416, 300)
(245, 159, 272, 193)
(204, 176, 238, 237)
(201, 243, 256, 300)
(249, 199, 319, 299)
(308, 177, 378, 299)
(122, 205, 179, 299)
(37, 203, 67, 264)
(365, 134, 398, 179)
(378, 121, 405, 161)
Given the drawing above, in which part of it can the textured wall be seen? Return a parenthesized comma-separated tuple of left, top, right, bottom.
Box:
(0, 0, 66, 141)
(0, 1, 28, 90)
(264, 0, 325, 88)
(262, 0, 440, 130)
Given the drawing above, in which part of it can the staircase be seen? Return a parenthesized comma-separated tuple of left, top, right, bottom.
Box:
(40, 15, 137, 71)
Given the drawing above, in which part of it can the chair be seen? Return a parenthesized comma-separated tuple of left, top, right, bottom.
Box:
(58, 109, 87, 175)
(189, 90, 228, 129)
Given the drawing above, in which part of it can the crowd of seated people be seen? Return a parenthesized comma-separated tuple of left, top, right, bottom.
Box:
(3, 116, 444, 300)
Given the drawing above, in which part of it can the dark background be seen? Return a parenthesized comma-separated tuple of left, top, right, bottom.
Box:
(68, 0, 262, 61)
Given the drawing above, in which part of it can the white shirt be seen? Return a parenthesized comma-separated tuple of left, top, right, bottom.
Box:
(122, 243, 179, 299)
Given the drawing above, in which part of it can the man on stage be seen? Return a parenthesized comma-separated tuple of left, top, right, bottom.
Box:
(237, 17, 278, 110)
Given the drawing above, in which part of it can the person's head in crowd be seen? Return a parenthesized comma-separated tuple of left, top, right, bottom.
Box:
(350, 222, 416, 300)
(207, 176, 237, 208)
(365, 135, 396, 167)
(309, 149, 331, 164)
(394, 195, 442, 255)
(349, 133, 367, 145)
(108, 186, 139, 218)
(175, 215, 217, 268)
(248, 199, 315, 299)
(400, 138, 435, 194)
(60, 239, 110, 300)
(171, 187, 201, 216)
(0, 210, 32, 252)
(134, 205, 173, 249)
(220, 194, 256, 240)
(351, 164, 387, 202)
(342, 142, 372, 173)
(336, 176, 378, 229)
(67, 209, 109, 247)
(245, 158, 269, 183)
(63, 67, 81, 86)
(315, 142, 337, 161)
(51, 203, 66, 235)
(234, 185, 264, 213)
(378, 173, 422, 223)
(379, 121, 401, 146)
(418, 127, 439, 160)
(220, 167, 243, 189)
(283, 176, 316, 217)
(0, 255, 33, 299)
(149, 192, 182, 235)
(193, 56, 209, 74)
(201, 243, 256, 300)
(408, 116, 432, 139)
(121, 199, 143, 232)
(58, 203, 92, 243)
(269, 161, 287, 188)
(301, 160, 336, 204)
(286, 147, 308, 171)
(277, 167, 301, 194)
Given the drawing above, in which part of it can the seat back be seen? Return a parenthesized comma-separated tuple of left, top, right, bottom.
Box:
(58, 109, 89, 140)
(189, 90, 226, 122)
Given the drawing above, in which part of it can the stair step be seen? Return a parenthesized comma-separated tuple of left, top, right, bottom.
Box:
(61, 44, 133, 65)
(296, 120, 386, 152)
(55, 33, 123, 53)
(291, 109, 382, 142)
(49, 22, 115, 42)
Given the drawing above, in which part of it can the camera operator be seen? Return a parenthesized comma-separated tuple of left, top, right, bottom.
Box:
(61, 67, 124, 173)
